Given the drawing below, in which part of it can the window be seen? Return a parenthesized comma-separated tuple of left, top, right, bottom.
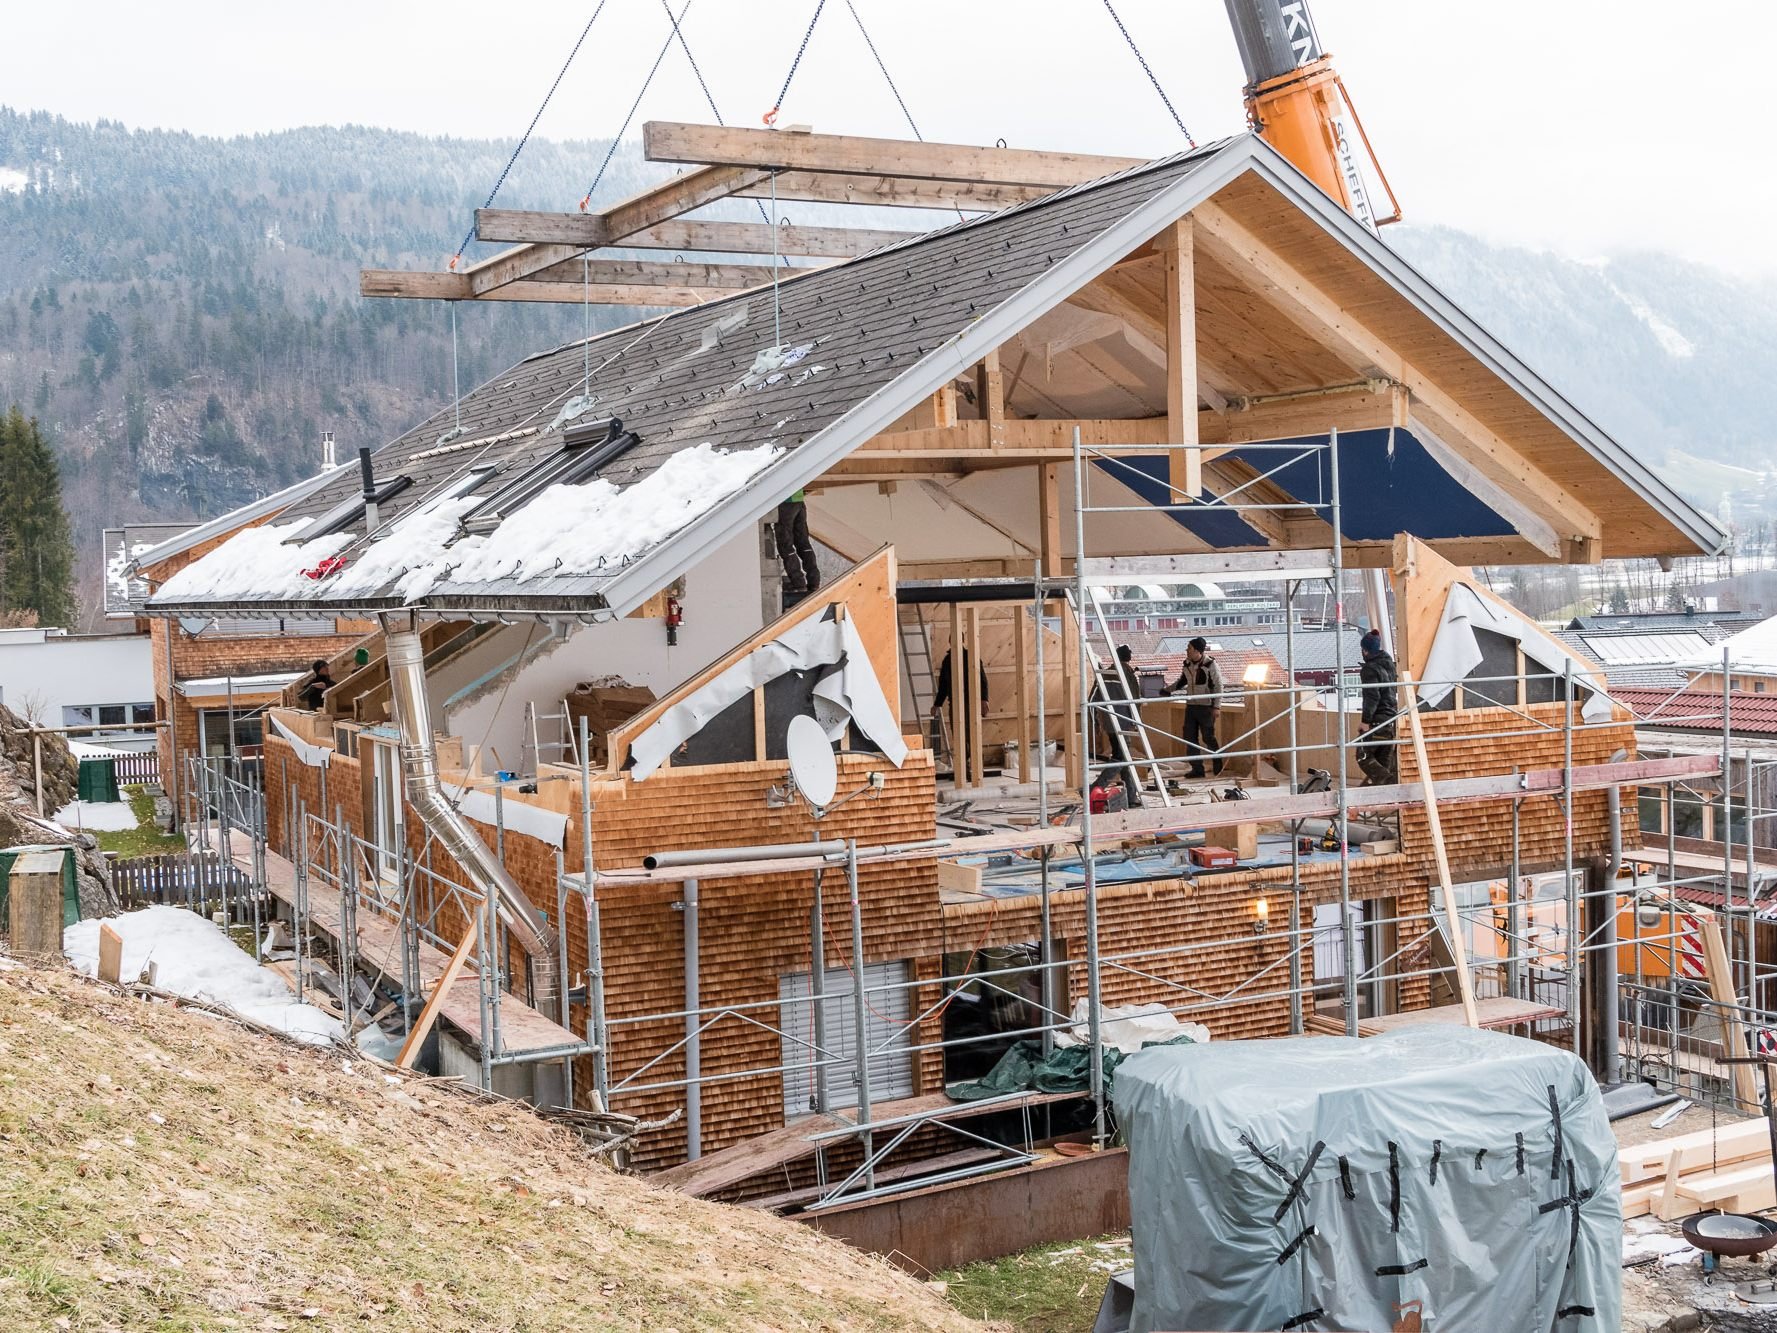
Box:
(62, 705, 94, 728)
(1710, 796, 1749, 847)
(779, 962, 915, 1117)
(62, 703, 154, 732)
(1672, 793, 1705, 839)
(98, 705, 126, 727)
(1638, 789, 1665, 836)
(132, 703, 157, 725)
(198, 709, 264, 757)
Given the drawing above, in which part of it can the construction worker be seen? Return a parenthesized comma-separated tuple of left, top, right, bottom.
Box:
(932, 647, 988, 778)
(1103, 645, 1145, 806)
(1167, 637, 1224, 779)
(775, 489, 820, 598)
(1357, 629, 1399, 786)
(299, 659, 333, 711)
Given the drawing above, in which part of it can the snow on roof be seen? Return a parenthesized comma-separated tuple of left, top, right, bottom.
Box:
(154, 441, 780, 610)
(175, 671, 303, 697)
(1675, 613, 1777, 675)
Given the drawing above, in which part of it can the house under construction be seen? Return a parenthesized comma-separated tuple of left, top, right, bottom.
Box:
(133, 107, 1748, 1275)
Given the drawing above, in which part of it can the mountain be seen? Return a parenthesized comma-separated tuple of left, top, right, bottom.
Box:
(0, 107, 1770, 622)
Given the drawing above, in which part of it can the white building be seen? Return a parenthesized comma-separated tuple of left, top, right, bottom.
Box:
(0, 627, 156, 749)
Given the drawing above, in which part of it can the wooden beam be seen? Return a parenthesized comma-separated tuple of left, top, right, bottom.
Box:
(526, 257, 788, 289)
(619, 218, 915, 258)
(1197, 387, 1402, 446)
(737, 172, 1050, 211)
(643, 120, 1145, 189)
(1039, 463, 1064, 578)
(1066, 280, 1238, 412)
(1015, 607, 1032, 782)
(1158, 219, 1200, 496)
(966, 604, 985, 789)
(1697, 911, 1761, 1108)
(1398, 670, 1480, 1029)
(1189, 201, 1602, 550)
(398, 921, 479, 1069)
(976, 349, 1006, 448)
(476, 165, 768, 246)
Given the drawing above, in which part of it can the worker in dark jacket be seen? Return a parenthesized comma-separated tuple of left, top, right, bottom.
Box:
(1356, 629, 1398, 786)
(1167, 638, 1224, 778)
(299, 659, 333, 711)
(932, 648, 989, 778)
(775, 489, 820, 598)
(1101, 645, 1145, 807)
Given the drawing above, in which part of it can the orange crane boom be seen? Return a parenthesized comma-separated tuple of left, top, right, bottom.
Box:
(1223, 0, 1400, 228)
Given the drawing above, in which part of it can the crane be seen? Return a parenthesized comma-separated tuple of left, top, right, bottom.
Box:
(1222, 0, 1400, 229)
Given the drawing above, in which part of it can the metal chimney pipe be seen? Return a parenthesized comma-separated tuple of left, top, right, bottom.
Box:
(358, 447, 380, 532)
(380, 611, 557, 1015)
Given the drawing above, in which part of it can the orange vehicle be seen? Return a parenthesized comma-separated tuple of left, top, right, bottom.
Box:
(1223, 0, 1401, 229)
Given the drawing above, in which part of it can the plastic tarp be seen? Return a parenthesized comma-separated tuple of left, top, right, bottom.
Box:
(627, 610, 908, 780)
(269, 715, 332, 769)
(441, 781, 569, 849)
(1113, 1027, 1620, 1333)
(1420, 583, 1613, 722)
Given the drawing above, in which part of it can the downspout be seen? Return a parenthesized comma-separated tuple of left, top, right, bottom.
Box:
(381, 611, 558, 1018)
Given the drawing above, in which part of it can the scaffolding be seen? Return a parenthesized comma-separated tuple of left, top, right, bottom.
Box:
(180, 425, 1777, 1210)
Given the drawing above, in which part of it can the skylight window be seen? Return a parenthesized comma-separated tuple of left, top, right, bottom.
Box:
(458, 418, 640, 536)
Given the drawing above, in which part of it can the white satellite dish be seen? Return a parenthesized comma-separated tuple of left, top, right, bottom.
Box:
(786, 714, 838, 807)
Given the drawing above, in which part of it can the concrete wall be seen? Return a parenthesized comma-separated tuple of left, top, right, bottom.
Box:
(0, 629, 154, 743)
(446, 529, 765, 772)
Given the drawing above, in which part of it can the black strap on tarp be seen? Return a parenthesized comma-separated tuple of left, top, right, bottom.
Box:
(1239, 1132, 1293, 1184)
(1272, 1140, 1326, 1222)
(1557, 1305, 1595, 1319)
(1338, 1155, 1355, 1200)
(1282, 1308, 1326, 1331)
(1387, 1140, 1402, 1233)
(1276, 1224, 1317, 1265)
(1515, 1132, 1526, 1175)
(1428, 1139, 1442, 1185)
(1547, 1085, 1565, 1179)
(1375, 1257, 1428, 1277)
(1473, 1147, 1487, 1171)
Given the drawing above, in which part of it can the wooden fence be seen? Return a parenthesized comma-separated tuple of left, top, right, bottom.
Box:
(111, 751, 162, 788)
(111, 851, 267, 924)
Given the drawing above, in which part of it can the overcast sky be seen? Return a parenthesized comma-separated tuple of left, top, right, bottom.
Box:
(10, 1, 1771, 277)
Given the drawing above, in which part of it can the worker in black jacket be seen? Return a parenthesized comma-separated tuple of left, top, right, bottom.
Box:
(932, 648, 989, 778)
(1356, 629, 1399, 786)
(1167, 638, 1224, 779)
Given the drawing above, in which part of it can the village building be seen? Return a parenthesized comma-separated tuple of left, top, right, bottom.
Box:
(134, 125, 1725, 1243)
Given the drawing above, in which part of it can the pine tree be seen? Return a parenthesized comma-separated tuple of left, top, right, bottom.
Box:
(0, 407, 77, 627)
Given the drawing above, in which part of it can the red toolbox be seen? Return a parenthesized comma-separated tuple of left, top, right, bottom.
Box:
(1189, 845, 1237, 869)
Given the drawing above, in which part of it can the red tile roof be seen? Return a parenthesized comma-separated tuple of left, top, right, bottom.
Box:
(1612, 687, 1777, 737)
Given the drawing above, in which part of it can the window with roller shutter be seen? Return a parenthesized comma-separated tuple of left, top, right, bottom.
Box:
(778, 961, 915, 1119)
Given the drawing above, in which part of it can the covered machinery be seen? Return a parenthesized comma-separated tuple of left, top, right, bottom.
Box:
(1113, 1027, 1620, 1332)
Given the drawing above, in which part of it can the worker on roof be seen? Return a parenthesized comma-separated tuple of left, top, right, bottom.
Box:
(299, 659, 333, 712)
(1167, 638, 1224, 779)
(1356, 629, 1399, 786)
(775, 488, 820, 602)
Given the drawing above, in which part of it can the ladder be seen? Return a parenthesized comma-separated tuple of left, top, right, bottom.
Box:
(521, 699, 579, 774)
(1072, 587, 1173, 807)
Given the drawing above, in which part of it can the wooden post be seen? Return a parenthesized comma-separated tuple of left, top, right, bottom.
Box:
(1697, 911, 1760, 1108)
(948, 602, 966, 786)
(966, 605, 985, 788)
(398, 920, 479, 1069)
(976, 349, 1006, 449)
(7, 850, 64, 961)
(1398, 670, 1481, 1028)
(97, 922, 125, 984)
(32, 732, 44, 815)
(1014, 607, 1033, 782)
(1158, 218, 1201, 498)
(1038, 463, 1063, 578)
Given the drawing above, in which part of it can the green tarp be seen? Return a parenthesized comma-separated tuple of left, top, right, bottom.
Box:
(946, 1033, 1197, 1103)
(0, 845, 81, 930)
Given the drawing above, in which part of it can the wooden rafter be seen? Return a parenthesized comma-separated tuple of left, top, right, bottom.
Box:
(1189, 201, 1603, 550)
(735, 172, 1050, 212)
(642, 120, 1144, 189)
(1158, 219, 1201, 495)
(359, 271, 732, 307)
(524, 258, 790, 289)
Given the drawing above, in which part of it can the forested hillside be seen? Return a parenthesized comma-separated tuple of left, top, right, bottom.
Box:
(0, 105, 1771, 623)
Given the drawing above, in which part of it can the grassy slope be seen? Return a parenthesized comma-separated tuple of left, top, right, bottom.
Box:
(939, 1236, 1128, 1332)
(89, 785, 184, 860)
(0, 957, 986, 1332)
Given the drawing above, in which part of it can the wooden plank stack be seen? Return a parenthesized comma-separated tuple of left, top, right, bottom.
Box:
(1619, 1117, 1775, 1219)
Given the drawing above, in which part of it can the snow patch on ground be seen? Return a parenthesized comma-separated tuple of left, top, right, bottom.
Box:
(53, 800, 139, 832)
(65, 907, 342, 1045)
(0, 167, 27, 194)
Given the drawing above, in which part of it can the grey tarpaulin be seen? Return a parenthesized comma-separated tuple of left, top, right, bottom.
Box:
(1113, 1027, 1620, 1332)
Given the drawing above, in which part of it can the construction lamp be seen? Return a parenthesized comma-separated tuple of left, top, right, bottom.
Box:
(1243, 662, 1271, 686)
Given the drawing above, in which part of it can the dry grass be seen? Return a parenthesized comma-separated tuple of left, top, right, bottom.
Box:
(0, 955, 989, 1332)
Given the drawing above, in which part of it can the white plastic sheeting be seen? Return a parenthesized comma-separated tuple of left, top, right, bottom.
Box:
(628, 611, 907, 781)
(1114, 1027, 1620, 1333)
(442, 781, 569, 849)
(269, 715, 333, 768)
(1420, 583, 1613, 722)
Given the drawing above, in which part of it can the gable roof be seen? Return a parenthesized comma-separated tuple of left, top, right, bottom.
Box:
(146, 135, 1724, 623)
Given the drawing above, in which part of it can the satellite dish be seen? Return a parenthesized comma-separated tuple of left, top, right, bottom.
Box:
(786, 714, 838, 807)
